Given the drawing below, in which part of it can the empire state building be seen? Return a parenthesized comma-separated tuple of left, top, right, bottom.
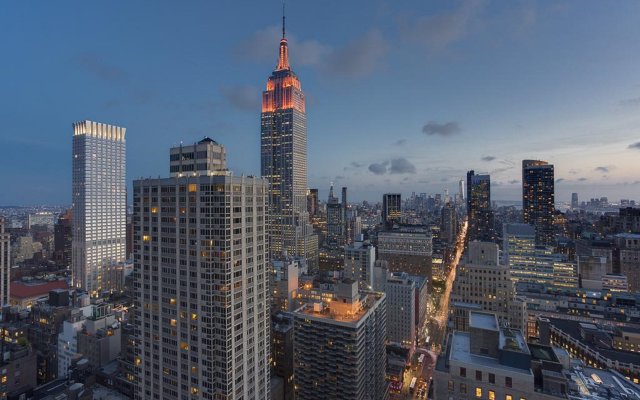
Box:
(261, 14, 318, 269)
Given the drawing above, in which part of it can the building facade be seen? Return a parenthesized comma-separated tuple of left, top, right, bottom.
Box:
(344, 238, 376, 289)
(451, 242, 526, 332)
(292, 281, 388, 400)
(72, 120, 126, 295)
(382, 193, 402, 228)
(522, 160, 555, 245)
(0, 217, 9, 306)
(466, 170, 493, 242)
(260, 21, 317, 269)
(169, 137, 226, 177)
(377, 226, 433, 280)
(133, 172, 270, 400)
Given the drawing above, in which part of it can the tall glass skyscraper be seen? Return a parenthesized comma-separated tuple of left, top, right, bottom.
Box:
(261, 16, 317, 268)
(522, 160, 555, 245)
(72, 120, 126, 295)
(466, 170, 494, 242)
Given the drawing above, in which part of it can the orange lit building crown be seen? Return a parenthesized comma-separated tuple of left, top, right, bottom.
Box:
(262, 36, 305, 113)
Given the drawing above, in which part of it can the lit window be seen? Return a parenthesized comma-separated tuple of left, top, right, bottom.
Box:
(506, 395, 513, 400)
(476, 387, 482, 398)
(188, 184, 197, 193)
(489, 390, 495, 400)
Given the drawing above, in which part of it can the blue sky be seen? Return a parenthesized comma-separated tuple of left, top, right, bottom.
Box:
(1, 0, 640, 205)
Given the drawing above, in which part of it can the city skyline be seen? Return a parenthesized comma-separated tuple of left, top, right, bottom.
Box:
(2, 1, 640, 205)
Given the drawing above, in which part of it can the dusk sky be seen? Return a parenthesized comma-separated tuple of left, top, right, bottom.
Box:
(1, 0, 640, 206)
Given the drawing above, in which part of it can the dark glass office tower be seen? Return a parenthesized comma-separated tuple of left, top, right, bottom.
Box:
(522, 160, 555, 245)
(466, 170, 494, 242)
(382, 193, 402, 228)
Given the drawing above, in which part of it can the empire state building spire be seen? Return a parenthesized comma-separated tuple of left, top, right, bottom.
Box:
(276, 1, 289, 70)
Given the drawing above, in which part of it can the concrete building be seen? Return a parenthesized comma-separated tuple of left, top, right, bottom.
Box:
(292, 281, 388, 400)
(377, 271, 416, 347)
(28, 212, 55, 231)
(451, 242, 526, 332)
(434, 312, 565, 400)
(382, 193, 402, 228)
(466, 170, 494, 242)
(72, 120, 126, 295)
(619, 207, 640, 233)
(307, 188, 318, 217)
(133, 170, 270, 399)
(343, 237, 376, 289)
(0, 333, 38, 398)
(615, 233, 640, 292)
(271, 313, 295, 400)
(377, 226, 433, 280)
(522, 160, 555, 245)
(169, 137, 226, 177)
(0, 217, 9, 307)
(271, 258, 300, 313)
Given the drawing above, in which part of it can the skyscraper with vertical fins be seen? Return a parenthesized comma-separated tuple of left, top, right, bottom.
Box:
(72, 120, 126, 295)
(261, 10, 318, 269)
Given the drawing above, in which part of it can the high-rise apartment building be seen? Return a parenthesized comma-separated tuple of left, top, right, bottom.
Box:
(72, 120, 126, 295)
(342, 187, 350, 244)
(0, 217, 10, 306)
(133, 155, 270, 399)
(451, 242, 525, 332)
(292, 281, 388, 400)
(260, 17, 317, 268)
(571, 193, 579, 209)
(522, 160, 555, 245)
(382, 193, 402, 228)
(466, 171, 493, 242)
(169, 137, 226, 177)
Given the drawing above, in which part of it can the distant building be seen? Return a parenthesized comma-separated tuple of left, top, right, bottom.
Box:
(440, 202, 457, 245)
(72, 120, 126, 295)
(503, 223, 554, 286)
(307, 188, 318, 217)
(451, 242, 525, 332)
(377, 225, 433, 280)
(343, 237, 376, 288)
(169, 137, 226, 176)
(466, 170, 493, 242)
(292, 281, 388, 400)
(615, 233, 640, 292)
(571, 192, 579, 209)
(326, 184, 345, 250)
(619, 207, 640, 233)
(10, 280, 69, 309)
(28, 212, 55, 231)
(54, 209, 72, 267)
(382, 193, 402, 228)
(522, 160, 555, 245)
(0, 217, 10, 306)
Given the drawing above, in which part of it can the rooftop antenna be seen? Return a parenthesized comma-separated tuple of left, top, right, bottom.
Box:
(282, 0, 286, 38)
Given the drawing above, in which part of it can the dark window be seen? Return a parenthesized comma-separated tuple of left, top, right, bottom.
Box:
(460, 367, 466, 378)
(476, 370, 482, 381)
(489, 373, 495, 384)
(505, 376, 512, 388)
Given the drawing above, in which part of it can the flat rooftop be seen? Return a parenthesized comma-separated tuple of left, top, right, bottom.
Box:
(449, 332, 532, 375)
(293, 292, 384, 326)
(469, 312, 499, 331)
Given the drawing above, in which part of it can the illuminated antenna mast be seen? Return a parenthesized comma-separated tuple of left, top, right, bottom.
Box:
(282, 0, 286, 38)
